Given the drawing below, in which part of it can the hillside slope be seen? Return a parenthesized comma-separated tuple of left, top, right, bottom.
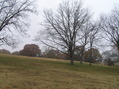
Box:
(0, 54, 119, 89)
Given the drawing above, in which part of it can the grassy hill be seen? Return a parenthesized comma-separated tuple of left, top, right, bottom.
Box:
(0, 54, 119, 89)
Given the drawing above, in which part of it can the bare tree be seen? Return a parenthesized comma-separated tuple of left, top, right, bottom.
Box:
(78, 22, 93, 64)
(76, 21, 99, 65)
(100, 6, 119, 52)
(88, 22, 99, 66)
(0, 0, 36, 47)
(35, 1, 91, 65)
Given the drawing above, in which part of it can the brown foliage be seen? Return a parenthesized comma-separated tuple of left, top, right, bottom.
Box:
(20, 44, 41, 57)
(0, 49, 11, 54)
(83, 48, 102, 63)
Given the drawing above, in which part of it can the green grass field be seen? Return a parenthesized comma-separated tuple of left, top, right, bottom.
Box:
(0, 54, 119, 89)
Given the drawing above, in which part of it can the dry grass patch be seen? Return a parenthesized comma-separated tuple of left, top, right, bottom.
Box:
(0, 54, 119, 89)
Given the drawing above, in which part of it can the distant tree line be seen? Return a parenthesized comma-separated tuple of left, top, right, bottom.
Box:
(2, 44, 102, 63)
(0, 43, 119, 66)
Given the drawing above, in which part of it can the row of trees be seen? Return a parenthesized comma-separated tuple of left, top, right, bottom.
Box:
(3, 44, 100, 62)
(0, 0, 118, 65)
(42, 47, 102, 62)
(35, 1, 119, 65)
(0, 43, 118, 66)
(0, 43, 102, 63)
(0, 44, 41, 57)
(13, 44, 102, 63)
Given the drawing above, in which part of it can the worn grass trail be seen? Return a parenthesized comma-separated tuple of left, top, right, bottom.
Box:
(0, 54, 119, 89)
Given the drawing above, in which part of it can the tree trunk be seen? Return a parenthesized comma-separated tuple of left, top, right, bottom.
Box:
(89, 60, 91, 66)
(69, 53, 74, 65)
(89, 43, 93, 66)
(80, 57, 83, 64)
(69, 46, 74, 65)
(89, 56, 92, 66)
(79, 47, 85, 64)
(80, 61, 82, 64)
(70, 57, 74, 65)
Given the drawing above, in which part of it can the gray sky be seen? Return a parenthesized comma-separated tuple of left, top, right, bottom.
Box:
(0, 0, 118, 52)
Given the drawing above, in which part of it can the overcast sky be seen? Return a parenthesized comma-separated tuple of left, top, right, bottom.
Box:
(0, 0, 118, 52)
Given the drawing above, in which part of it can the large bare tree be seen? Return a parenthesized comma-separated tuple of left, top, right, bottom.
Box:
(100, 6, 119, 52)
(36, 1, 91, 65)
(0, 0, 36, 47)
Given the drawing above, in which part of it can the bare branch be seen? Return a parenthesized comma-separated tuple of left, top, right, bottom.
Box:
(0, 0, 37, 47)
